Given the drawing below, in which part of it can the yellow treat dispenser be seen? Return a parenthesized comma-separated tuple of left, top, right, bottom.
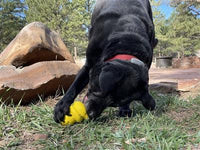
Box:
(61, 101, 89, 126)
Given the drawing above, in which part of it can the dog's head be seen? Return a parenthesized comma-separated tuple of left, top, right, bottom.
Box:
(84, 58, 151, 119)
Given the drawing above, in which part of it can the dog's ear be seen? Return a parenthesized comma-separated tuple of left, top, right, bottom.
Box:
(99, 64, 124, 95)
(153, 38, 158, 48)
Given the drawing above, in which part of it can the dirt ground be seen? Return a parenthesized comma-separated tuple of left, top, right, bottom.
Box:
(149, 67, 200, 99)
(149, 68, 200, 85)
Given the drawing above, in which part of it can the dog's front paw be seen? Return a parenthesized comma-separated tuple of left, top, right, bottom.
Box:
(53, 100, 70, 123)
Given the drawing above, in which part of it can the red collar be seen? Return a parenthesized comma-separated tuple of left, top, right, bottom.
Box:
(106, 54, 138, 62)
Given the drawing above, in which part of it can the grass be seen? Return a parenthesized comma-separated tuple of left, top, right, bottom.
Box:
(0, 93, 200, 150)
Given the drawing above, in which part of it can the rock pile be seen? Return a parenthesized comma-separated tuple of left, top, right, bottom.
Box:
(0, 22, 79, 104)
(172, 56, 200, 69)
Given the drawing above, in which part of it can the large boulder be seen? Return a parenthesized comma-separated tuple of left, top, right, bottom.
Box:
(0, 22, 80, 104)
(0, 61, 79, 104)
(0, 22, 74, 67)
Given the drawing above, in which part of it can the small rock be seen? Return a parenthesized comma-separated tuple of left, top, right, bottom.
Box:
(33, 134, 48, 141)
(0, 140, 6, 147)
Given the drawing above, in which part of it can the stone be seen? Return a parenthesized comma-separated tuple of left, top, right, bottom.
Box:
(0, 140, 6, 147)
(33, 134, 48, 141)
(0, 22, 74, 67)
(0, 61, 79, 104)
(149, 82, 178, 94)
(0, 22, 80, 104)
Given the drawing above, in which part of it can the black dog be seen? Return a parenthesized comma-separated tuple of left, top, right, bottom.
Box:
(54, 0, 158, 122)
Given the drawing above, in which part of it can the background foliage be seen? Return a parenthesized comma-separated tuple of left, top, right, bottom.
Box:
(151, 0, 200, 57)
(25, 0, 94, 55)
(0, 0, 26, 51)
(0, 0, 200, 57)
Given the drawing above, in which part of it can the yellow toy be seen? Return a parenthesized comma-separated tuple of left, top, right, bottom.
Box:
(61, 101, 89, 126)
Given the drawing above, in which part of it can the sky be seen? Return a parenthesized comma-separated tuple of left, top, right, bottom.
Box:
(158, 0, 174, 18)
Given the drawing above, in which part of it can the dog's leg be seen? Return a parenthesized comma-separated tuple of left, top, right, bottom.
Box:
(141, 92, 156, 111)
(54, 65, 90, 123)
(118, 104, 132, 117)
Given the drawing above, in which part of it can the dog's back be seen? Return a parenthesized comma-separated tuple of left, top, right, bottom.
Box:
(93, 0, 152, 23)
(87, 0, 157, 68)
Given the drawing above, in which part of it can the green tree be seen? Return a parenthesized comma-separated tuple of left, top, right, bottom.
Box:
(0, 0, 26, 52)
(171, 0, 200, 17)
(151, 0, 200, 57)
(150, 0, 172, 56)
(168, 1, 200, 57)
(65, 0, 95, 56)
(25, 0, 95, 56)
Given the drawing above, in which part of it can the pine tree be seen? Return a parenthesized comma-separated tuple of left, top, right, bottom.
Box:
(25, 0, 95, 56)
(150, 0, 172, 56)
(0, 0, 26, 52)
(167, 1, 200, 57)
(150, 0, 200, 57)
